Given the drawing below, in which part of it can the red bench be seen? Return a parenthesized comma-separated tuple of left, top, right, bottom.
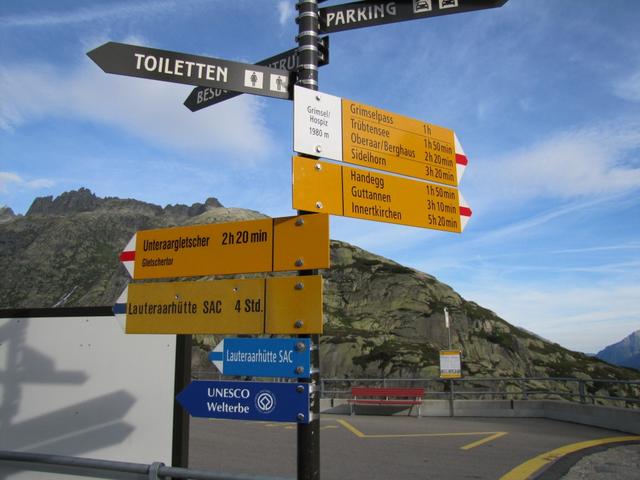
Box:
(349, 387, 425, 417)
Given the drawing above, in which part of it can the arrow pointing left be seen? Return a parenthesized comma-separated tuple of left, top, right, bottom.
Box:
(87, 42, 293, 100)
(184, 36, 330, 111)
(177, 380, 311, 423)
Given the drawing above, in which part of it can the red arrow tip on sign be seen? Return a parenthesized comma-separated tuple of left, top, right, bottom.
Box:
(454, 133, 468, 183)
(458, 193, 472, 232)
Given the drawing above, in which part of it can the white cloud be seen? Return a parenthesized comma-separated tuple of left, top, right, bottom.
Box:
(0, 58, 275, 158)
(471, 195, 618, 245)
(277, 1, 295, 27)
(0, 172, 54, 194)
(551, 242, 640, 255)
(0, 0, 207, 28)
(475, 125, 640, 201)
(461, 281, 640, 354)
(613, 70, 640, 102)
(330, 217, 439, 254)
(0, 172, 22, 193)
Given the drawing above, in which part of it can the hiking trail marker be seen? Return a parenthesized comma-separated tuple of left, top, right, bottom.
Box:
(292, 155, 471, 232)
(88, 42, 293, 100)
(208, 338, 312, 378)
(294, 85, 468, 187)
(113, 276, 323, 335)
(119, 214, 329, 280)
(177, 380, 311, 423)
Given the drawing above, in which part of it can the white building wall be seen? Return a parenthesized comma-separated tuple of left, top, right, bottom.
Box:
(0, 315, 176, 479)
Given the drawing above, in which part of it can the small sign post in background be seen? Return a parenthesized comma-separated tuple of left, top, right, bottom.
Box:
(439, 350, 463, 379)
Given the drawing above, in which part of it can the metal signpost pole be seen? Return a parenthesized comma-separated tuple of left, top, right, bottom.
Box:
(445, 307, 455, 417)
(296, 1, 320, 479)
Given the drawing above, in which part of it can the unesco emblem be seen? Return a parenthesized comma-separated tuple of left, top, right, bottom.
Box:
(255, 390, 276, 414)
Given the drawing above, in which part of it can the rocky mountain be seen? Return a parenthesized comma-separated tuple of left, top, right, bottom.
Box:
(0, 188, 250, 308)
(0, 206, 16, 224)
(597, 330, 640, 370)
(2, 189, 639, 405)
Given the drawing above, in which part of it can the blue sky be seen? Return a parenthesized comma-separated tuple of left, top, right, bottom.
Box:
(1, 0, 639, 353)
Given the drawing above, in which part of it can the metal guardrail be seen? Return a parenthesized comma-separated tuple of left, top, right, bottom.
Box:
(317, 377, 640, 407)
(3, 377, 637, 478)
(191, 371, 640, 407)
(0, 450, 292, 480)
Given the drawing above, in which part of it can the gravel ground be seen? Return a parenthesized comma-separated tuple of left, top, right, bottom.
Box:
(560, 444, 640, 479)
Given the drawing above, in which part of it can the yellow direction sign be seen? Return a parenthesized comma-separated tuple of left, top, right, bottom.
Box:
(265, 275, 323, 335)
(294, 85, 468, 187)
(292, 156, 472, 233)
(342, 98, 461, 186)
(114, 276, 323, 334)
(119, 214, 329, 279)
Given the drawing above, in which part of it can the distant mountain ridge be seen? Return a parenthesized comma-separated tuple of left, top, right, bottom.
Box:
(2, 189, 639, 405)
(597, 330, 640, 370)
(0, 206, 16, 223)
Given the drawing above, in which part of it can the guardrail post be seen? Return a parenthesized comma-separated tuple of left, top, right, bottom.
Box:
(148, 461, 163, 480)
(578, 380, 586, 404)
(520, 379, 528, 400)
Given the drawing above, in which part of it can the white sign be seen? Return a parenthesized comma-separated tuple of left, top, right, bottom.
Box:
(244, 69, 264, 89)
(293, 85, 342, 161)
(439, 350, 462, 379)
(270, 74, 288, 93)
(0, 315, 176, 478)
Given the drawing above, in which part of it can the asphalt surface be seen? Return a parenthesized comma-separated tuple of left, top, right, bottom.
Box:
(188, 414, 639, 479)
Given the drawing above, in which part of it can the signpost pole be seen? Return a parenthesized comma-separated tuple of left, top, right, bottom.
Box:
(296, 1, 320, 479)
(445, 307, 455, 417)
(172, 334, 191, 467)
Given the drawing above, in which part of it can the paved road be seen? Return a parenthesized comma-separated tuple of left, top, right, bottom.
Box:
(188, 414, 639, 479)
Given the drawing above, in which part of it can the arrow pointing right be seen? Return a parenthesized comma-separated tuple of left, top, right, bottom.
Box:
(319, 0, 509, 34)
(458, 192, 473, 232)
(455, 133, 468, 183)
